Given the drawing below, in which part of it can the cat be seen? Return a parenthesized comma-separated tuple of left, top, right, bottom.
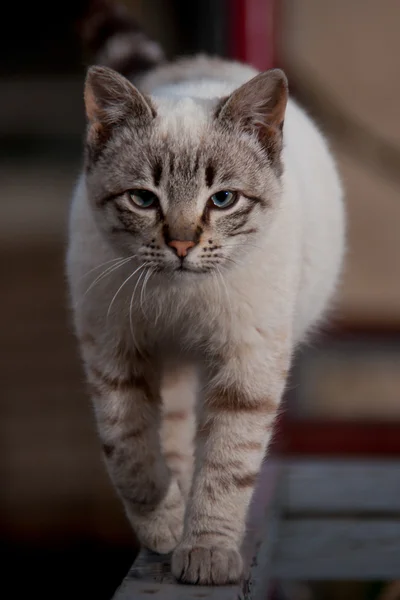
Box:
(67, 1, 345, 586)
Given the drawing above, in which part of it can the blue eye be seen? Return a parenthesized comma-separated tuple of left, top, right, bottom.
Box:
(210, 190, 237, 208)
(128, 189, 158, 208)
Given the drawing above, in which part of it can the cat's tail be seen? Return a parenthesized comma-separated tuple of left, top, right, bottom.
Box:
(78, 0, 165, 78)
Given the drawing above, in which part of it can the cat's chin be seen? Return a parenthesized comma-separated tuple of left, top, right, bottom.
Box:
(165, 265, 214, 281)
(148, 265, 215, 283)
(176, 265, 209, 274)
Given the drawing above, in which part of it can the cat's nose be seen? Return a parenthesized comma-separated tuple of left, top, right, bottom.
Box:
(168, 239, 195, 258)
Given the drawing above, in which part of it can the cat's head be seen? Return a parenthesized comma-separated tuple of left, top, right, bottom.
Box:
(83, 65, 288, 279)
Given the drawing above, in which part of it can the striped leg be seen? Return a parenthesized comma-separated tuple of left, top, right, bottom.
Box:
(87, 358, 185, 554)
(172, 347, 289, 584)
(160, 365, 197, 499)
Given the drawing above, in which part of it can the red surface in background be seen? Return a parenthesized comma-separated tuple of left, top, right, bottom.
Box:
(229, 0, 278, 70)
(272, 414, 400, 457)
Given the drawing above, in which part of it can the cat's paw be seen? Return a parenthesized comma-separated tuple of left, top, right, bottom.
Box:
(172, 543, 243, 585)
(130, 481, 185, 554)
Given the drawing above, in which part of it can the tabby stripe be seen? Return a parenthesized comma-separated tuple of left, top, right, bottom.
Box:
(202, 472, 258, 493)
(205, 162, 215, 187)
(193, 148, 201, 175)
(192, 513, 239, 526)
(246, 193, 268, 208)
(231, 203, 255, 222)
(169, 150, 176, 175)
(164, 451, 187, 462)
(233, 440, 263, 451)
(232, 472, 258, 488)
(203, 459, 244, 472)
(152, 159, 163, 187)
(80, 332, 95, 346)
(227, 227, 258, 237)
(227, 215, 249, 233)
(87, 381, 102, 398)
(120, 424, 150, 441)
(97, 414, 119, 428)
(197, 528, 238, 540)
(114, 204, 145, 232)
(97, 191, 122, 207)
(88, 365, 154, 399)
(102, 443, 115, 457)
(163, 410, 188, 421)
(191, 530, 234, 541)
(207, 389, 278, 413)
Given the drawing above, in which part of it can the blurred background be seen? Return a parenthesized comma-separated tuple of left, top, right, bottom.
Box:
(1, 1, 399, 598)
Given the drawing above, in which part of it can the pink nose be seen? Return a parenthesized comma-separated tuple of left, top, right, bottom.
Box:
(168, 240, 195, 258)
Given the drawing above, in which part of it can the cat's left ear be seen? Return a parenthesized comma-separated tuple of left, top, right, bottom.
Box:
(216, 69, 288, 171)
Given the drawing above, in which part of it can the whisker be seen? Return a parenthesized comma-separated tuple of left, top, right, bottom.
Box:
(129, 288, 137, 348)
(154, 295, 162, 327)
(79, 256, 126, 281)
(216, 266, 233, 319)
(129, 265, 148, 325)
(222, 242, 264, 252)
(212, 271, 223, 316)
(79, 256, 133, 305)
(131, 266, 147, 302)
(106, 262, 148, 318)
(140, 268, 154, 321)
(220, 256, 244, 268)
(129, 265, 150, 355)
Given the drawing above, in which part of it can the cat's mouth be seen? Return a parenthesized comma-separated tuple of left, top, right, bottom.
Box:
(176, 263, 209, 274)
(177, 264, 196, 273)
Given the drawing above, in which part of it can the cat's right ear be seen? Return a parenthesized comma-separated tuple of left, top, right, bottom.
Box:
(84, 66, 155, 145)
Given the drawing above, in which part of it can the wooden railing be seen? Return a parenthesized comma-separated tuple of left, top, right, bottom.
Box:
(112, 460, 400, 598)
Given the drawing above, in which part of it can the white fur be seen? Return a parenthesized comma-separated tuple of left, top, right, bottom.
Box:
(148, 71, 344, 349)
(67, 60, 345, 584)
(69, 76, 344, 355)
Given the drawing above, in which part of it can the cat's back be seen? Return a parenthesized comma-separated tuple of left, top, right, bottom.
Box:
(282, 99, 345, 338)
(136, 55, 259, 96)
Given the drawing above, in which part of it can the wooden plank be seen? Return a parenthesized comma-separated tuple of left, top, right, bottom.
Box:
(272, 519, 400, 580)
(112, 460, 400, 593)
(242, 501, 282, 600)
(112, 461, 283, 599)
(282, 460, 400, 514)
(242, 460, 282, 569)
(113, 550, 239, 599)
(236, 460, 284, 600)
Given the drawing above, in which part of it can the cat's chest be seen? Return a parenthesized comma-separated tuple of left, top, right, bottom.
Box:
(124, 281, 231, 356)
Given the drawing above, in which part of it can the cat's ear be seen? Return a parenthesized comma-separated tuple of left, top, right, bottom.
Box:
(216, 69, 288, 171)
(84, 66, 155, 143)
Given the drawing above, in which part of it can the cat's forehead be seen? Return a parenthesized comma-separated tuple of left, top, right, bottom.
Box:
(152, 96, 212, 141)
(148, 97, 255, 176)
(146, 97, 221, 188)
(93, 94, 267, 197)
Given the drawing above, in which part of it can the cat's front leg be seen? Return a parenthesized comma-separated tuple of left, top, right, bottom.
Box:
(171, 341, 290, 585)
(160, 364, 197, 500)
(83, 339, 185, 554)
